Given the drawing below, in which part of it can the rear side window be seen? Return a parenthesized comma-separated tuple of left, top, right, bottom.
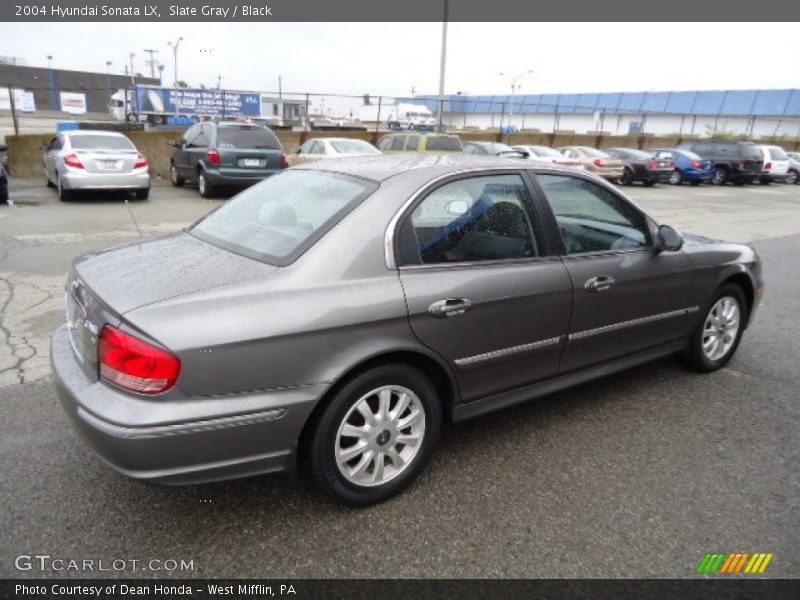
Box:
(409, 174, 539, 264)
(406, 136, 420, 151)
(390, 136, 407, 151)
(69, 135, 134, 151)
(217, 126, 282, 150)
(191, 170, 375, 265)
(768, 146, 788, 160)
(425, 136, 462, 152)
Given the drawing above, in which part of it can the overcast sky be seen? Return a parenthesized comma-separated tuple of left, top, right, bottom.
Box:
(2, 22, 799, 101)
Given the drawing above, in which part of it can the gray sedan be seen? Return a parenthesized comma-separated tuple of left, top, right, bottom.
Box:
(52, 155, 763, 505)
(42, 130, 150, 201)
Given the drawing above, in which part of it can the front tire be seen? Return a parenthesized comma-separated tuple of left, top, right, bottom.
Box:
(711, 168, 728, 186)
(681, 283, 747, 372)
(308, 364, 442, 506)
(170, 163, 185, 187)
(668, 170, 683, 185)
(786, 169, 799, 185)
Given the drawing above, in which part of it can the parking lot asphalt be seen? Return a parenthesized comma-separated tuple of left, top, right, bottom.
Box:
(1, 178, 799, 578)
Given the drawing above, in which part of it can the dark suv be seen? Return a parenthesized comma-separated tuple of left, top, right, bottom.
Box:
(678, 140, 763, 186)
(169, 121, 287, 197)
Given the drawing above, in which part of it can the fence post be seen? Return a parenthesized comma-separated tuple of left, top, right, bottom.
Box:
(8, 86, 19, 135)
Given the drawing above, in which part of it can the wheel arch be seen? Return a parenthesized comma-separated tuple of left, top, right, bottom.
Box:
(718, 270, 755, 326)
(293, 347, 458, 475)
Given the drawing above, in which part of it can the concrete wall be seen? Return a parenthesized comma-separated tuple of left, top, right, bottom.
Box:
(7, 128, 800, 180)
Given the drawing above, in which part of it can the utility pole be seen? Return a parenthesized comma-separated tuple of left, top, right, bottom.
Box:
(217, 74, 222, 90)
(143, 48, 159, 79)
(8, 85, 19, 135)
(498, 70, 533, 132)
(436, 0, 448, 133)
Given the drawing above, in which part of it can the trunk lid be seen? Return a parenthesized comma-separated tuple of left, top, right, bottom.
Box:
(73, 232, 279, 315)
(76, 149, 139, 174)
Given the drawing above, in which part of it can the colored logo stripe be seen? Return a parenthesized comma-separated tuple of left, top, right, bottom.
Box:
(697, 552, 773, 574)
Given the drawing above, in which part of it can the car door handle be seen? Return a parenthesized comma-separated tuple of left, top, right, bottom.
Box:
(428, 298, 473, 318)
(584, 276, 616, 292)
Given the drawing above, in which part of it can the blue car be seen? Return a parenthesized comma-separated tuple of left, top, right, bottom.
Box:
(650, 148, 715, 185)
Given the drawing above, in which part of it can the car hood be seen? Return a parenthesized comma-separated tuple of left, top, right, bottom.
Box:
(73, 231, 279, 315)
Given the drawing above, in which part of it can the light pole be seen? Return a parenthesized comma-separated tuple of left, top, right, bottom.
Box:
(436, 0, 449, 133)
(129, 53, 136, 87)
(168, 37, 184, 87)
(498, 70, 532, 131)
(47, 54, 57, 110)
(158, 64, 165, 87)
(105, 60, 112, 106)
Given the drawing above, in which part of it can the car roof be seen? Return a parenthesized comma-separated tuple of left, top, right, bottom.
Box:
(292, 153, 580, 183)
(65, 130, 128, 137)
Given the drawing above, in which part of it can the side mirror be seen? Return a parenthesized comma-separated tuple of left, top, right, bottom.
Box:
(655, 224, 683, 253)
(39, 143, 49, 152)
(296, 148, 303, 154)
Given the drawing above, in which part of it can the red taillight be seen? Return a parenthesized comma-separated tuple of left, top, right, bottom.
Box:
(738, 160, 746, 167)
(280, 153, 289, 169)
(647, 160, 657, 170)
(593, 158, 605, 167)
(99, 325, 181, 395)
(690, 160, 702, 169)
(64, 153, 84, 169)
(134, 153, 148, 169)
(669, 161, 675, 169)
(206, 149, 221, 167)
(764, 162, 772, 170)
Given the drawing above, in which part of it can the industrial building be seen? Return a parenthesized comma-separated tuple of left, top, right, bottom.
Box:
(411, 89, 800, 138)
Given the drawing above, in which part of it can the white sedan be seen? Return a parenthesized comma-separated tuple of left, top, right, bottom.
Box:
(512, 145, 585, 169)
(288, 137, 382, 166)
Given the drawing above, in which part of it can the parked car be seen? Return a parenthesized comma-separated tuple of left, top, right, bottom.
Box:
(169, 121, 287, 198)
(786, 152, 800, 185)
(288, 137, 381, 166)
(678, 140, 763, 186)
(557, 146, 624, 180)
(376, 132, 463, 153)
(511, 145, 584, 169)
(52, 155, 763, 505)
(41, 131, 150, 201)
(463, 141, 514, 155)
(0, 161, 8, 204)
(0, 142, 9, 176)
(649, 148, 715, 186)
(756, 145, 790, 184)
(605, 148, 673, 186)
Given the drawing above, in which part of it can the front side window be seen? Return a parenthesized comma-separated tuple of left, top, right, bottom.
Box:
(191, 170, 374, 265)
(377, 137, 394, 151)
(390, 136, 407, 151)
(537, 174, 649, 254)
(409, 174, 539, 264)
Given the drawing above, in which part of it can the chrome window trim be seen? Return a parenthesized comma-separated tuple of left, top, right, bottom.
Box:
(569, 306, 699, 341)
(454, 336, 563, 370)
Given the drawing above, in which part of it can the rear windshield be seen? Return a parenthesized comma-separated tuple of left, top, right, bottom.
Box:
(190, 170, 374, 265)
(615, 148, 652, 159)
(70, 135, 134, 151)
(580, 147, 610, 158)
(425, 136, 462, 151)
(217, 125, 282, 150)
(738, 143, 762, 159)
(767, 146, 788, 160)
(330, 140, 381, 155)
(529, 146, 562, 157)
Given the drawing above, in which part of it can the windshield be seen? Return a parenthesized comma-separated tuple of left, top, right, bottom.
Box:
(425, 136, 463, 151)
(330, 140, 381, 155)
(190, 170, 374, 265)
(217, 125, 282, 150)
(70, 135, 134, 151)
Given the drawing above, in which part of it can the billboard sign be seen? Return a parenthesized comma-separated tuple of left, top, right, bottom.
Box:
(60, 91, 87, 114)
(0, 88, 36, 112)
(134, 86, 261, 117)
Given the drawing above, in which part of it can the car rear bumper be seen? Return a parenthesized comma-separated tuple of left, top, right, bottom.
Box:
(61, 169, 150, 191)
(51, 324, 325, 485)
(205, 168, 281, 188)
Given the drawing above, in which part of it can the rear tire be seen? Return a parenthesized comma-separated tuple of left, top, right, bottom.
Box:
(45, 171, 55, 188)
(170, 164, 185, 187)
(668, 170, 683, 186)
(643, 179, 657, 187)
(759, 177, 770, 185)
(681, 283, 747, 373)
(308, 364, 442, 506)
(197, 170, 215, 198)
(57, 177, 73, 202)
(690, 180, 702, 186)
(0, 187, 8, 204)
(617, 168, 633, 186)
(134, 189, 150, 200)
(711, 168, 728, 186)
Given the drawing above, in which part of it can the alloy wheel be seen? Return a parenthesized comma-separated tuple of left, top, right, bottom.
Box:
(668, 170, 682, 185)
(702, 296, 741, 362)
(335, 385, 426, 487)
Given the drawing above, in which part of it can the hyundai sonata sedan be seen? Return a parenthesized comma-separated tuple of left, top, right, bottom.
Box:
(52, 155, 763, 505)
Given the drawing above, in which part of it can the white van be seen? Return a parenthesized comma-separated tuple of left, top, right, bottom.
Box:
(386, 103, 437, 130)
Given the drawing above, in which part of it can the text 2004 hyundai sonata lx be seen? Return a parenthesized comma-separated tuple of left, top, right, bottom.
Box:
(52, 155, 763, 505)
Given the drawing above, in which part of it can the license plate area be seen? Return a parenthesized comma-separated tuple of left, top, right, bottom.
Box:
(239, 158, 265, 168)
(96, 160, 121, 171)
